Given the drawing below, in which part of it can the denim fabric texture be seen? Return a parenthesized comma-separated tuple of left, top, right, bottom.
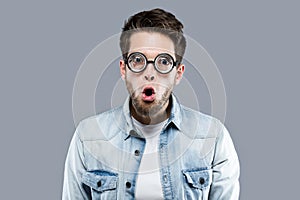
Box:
(62, 94, 240, 199)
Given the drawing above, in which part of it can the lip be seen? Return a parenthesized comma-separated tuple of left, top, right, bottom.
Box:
(142, 86, 156, 102)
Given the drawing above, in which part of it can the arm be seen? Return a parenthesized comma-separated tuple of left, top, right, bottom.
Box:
(62, 125, 91, 200)
(209, 125, 240, 199)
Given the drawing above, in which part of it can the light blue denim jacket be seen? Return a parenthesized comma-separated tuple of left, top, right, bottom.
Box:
(62, 95, 240, 199)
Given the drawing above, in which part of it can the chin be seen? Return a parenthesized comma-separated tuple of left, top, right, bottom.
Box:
(136, 98, 166, 115)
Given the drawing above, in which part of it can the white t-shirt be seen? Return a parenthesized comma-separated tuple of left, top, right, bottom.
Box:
(132, 117, 167, 200)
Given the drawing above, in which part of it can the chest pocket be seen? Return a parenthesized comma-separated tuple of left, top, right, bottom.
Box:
(182, 168, 212, 200)
(82, 170, 118, 199)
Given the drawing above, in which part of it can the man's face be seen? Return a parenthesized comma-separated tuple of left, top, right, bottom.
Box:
(120, 32, 184, 118)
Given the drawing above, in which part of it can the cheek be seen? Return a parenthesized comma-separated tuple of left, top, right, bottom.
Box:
(125, 75, 140, 92)
(159, 74, 177, 85)
(156, 77, 176, 93)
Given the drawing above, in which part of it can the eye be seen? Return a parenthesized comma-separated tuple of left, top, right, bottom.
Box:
(157, 56, 172, 66)
(161, 58, 169, 65)
(129, 54, 144, 64)
(134, 56, 142, 63)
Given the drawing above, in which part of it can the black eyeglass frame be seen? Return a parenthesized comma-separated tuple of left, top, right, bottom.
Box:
(124, 52, 180, 74)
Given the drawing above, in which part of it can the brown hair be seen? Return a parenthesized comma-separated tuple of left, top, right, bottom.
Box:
(120, 8, 186, 64)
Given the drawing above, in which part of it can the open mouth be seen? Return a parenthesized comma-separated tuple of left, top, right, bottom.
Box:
(142, 87, 156, 101)
(144, 88, 154, 96)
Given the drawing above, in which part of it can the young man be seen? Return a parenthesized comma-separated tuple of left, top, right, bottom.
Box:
(63, 8, 240, 199)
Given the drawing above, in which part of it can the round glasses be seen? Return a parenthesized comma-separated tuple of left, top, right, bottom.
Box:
(124, 52, 179, 74)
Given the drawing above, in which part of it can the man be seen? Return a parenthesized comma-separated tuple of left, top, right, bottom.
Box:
(63, 8, 240, 199)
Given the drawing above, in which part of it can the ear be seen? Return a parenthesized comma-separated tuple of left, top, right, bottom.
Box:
(175, 64, 185, 85)
(120, 59, 126, 80)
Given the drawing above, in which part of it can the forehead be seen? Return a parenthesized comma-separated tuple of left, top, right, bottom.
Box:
(128, 32, 175, 56)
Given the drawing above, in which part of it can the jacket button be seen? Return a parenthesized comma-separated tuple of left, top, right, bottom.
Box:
(134, 150, 140, 156)
(126, 181, 131, 188)
(199, 177, 205, 185)
(97, 180, 102, 187)
(129, 130, 137, 136)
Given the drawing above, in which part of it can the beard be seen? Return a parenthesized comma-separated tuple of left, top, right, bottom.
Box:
(130, 87, 172, 118)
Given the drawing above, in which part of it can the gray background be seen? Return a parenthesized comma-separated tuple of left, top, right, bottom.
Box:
(0, 0, 299, 199)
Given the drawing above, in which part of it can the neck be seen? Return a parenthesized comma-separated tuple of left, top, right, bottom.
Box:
(130, 99, 172, 125)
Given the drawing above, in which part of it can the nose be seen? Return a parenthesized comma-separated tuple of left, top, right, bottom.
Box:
(143, 62, 156, 81)
(144, 75, 154, 81)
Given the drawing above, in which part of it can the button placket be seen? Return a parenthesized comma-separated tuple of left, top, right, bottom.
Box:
(163, 174, 168, 183)
(160, 144, 164, 151)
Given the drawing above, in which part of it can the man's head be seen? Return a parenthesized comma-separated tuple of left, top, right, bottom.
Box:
(119, 8, 186, 124)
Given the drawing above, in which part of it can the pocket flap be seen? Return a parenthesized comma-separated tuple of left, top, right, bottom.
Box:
(182, 168, 212, 189)
(82, 170, 118, 192)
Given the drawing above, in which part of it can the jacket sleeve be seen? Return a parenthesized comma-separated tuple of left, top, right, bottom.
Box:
(62, 124, 91, 200)
(209, 124, 240, 199)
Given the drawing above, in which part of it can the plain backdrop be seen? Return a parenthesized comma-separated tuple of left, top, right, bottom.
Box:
(0, 1, 299, 199)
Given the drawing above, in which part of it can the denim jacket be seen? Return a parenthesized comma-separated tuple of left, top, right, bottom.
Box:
(62, 95, 240, 199)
